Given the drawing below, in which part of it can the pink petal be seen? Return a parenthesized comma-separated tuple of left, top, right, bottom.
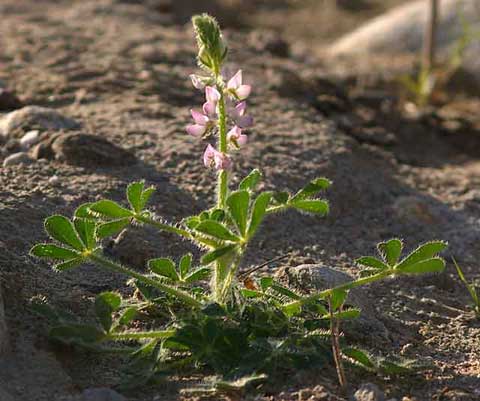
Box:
(205, 86, 221, 103)
(191, 109, 208, 125)
(214, 152, 232, 170)
(190, 74, 205, 90)
(237, 133, 248, 146)
(202, 101, 216, 118)
(187, 124, 207, 137)
(203, 144, 216, 167)
(236, 84, 251, 100)
(227, 70, 242, 90)
(237, 114, 253, 128)
(234, 101, 247, 117)
(227, 125, 242, 139)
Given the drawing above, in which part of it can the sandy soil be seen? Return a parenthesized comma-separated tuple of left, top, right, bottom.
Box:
(0, 1, 479, 400)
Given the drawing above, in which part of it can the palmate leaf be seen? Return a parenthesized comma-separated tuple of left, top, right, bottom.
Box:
(30, 244, 80, 260)
(53, 258, 84, 271)
(227, 191, 250, 237)
(127, 181, 155, 214)
(330, 289, 348, 311)
(396, 257, 445, 275)
(356, 256, 389, 270)
(396, 241, 447, 270)
(248, 192, 271, 238)
(117, 307, 138, 327)
(96, 218, 130, 239)
(95, 292, 122, 332)
(184, 267, 211, 283)
(291, 177, 331, 202)
(378, 239, 403, 266)
(239, 169, 262, 192)
(73, 218, 96, 250)
(342, 347, 375, 369)
(45, 215, 85, 251)
(289, 199, 329, 215)
(89, 200, 133, 219)
(201, 245, 237, 265)
(195, 220, 240, 242)
(179, 253, 193, 278)
(148, 258, 179, 281)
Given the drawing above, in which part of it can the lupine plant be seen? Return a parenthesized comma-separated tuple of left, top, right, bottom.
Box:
(31, 14, 448, 391)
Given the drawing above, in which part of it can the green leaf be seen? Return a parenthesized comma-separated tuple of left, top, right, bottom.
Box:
(273, 191, 289, 204)
(356, 256, 389, 270)
(195, 220, 240, 242)
(201, 245, 236, 265)
(248, 192, 272, 237)
(241, 289, 263, 298)
(290, 199, 329, 215)
(184, 267, 210, 283)
(227, 190, 250, 236)
(179, 253, 193, 278)
(50, 324, 105, 344)
(271, 283, 301, 300)
(96, 218, 130, 239)
(282, 302, 302, 317)
(260, 277, 274, 292)
(378, 239, 403, 266)
(95, 292, 122, 332)
(53, 258, 84, 271)
(396, 241, 447, 270)
(291, 177, 331, 201)
(210, 209, 225, 222)
(239, 169, 261, 192)
(342, 347, 375, 369)
(73, 218, 96, 250)
(89, 200, 133, 219)
(118, 307, 138, 327)
(330, 289, 348, 311)
(184, 216, 201, 230)
(74, 203, 95, 218)
(327, 308, 361, 320)
(148, 258, 179, 281)
(127, 181, 144, 213)
(30, 244, 80, 260)
(397, 257, 445, 275)
(45, 215, 84, 251)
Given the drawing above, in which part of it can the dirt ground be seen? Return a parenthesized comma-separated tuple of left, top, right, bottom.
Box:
(0, 0, 479, 400)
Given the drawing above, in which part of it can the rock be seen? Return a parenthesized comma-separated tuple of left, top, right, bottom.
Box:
(48, 175, 60, 186)
(41, 133, 136, 167)
(0, 106, 79, 139)
(328, 0, 480, 81)
(0, 284, 8, 354)
(276, 264, 390, 344)
(19, 130, 41, 149)
(3, 151, 33, 167)
(0, 88, 23, 111)
(353, 383, 385, 401)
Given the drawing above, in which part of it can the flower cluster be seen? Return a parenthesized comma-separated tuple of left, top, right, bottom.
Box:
(186, 69, 253, 171)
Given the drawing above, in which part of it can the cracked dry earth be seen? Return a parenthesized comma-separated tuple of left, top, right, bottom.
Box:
(0, 1, 479, 400)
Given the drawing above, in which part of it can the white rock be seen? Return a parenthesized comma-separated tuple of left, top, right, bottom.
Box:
(19, 130, 41, 149)
(48, 175, 60, 185)
(328, 0, 480, 79)
(2, 152, 33, 167)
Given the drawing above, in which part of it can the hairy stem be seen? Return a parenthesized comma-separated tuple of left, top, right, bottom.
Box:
(282, 269, 395, 312)
(89, 253, 202, 308)
(217, 92, 228, 209)
(106, 329, 175, 341)
(136, 215, 193, 240)
(329, 299, 347, 390)
(219, 252, 242, 302)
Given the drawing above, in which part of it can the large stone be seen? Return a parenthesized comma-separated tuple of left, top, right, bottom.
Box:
(0, 284, 8, 355)
(46, 133, 136, 167)
(328, 0, 480, 80)
(0, 106, 79, 139)
(2, 151, 33, 167)
(276, 264, 390, 344)
(353, 383, 385, 401)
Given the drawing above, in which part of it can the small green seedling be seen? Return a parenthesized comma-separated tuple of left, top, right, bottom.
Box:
(453, 258, 480, 317)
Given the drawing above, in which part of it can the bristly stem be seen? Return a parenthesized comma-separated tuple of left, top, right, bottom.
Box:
(136, 215, 193, 240)
(89, 253, 202, 308)
(217, 89, 228, 209)
(106, 329, 176, 341)
(329, 298, 347, 390)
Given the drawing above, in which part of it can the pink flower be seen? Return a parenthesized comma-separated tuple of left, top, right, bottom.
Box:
(227, 126, 248, 148)
(186, 109, 213, 137)
(190, 74, 205, 90)
(231, 101, 253, 128)
(226, 70, 251, 100)
(203, 144, 232, 170)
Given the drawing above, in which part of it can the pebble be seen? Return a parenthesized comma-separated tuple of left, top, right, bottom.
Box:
(19, 130, 41, 149)
(353, 383, 385, 401)
(2, 152, 33, 167)
(48, 175, 60, 186)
